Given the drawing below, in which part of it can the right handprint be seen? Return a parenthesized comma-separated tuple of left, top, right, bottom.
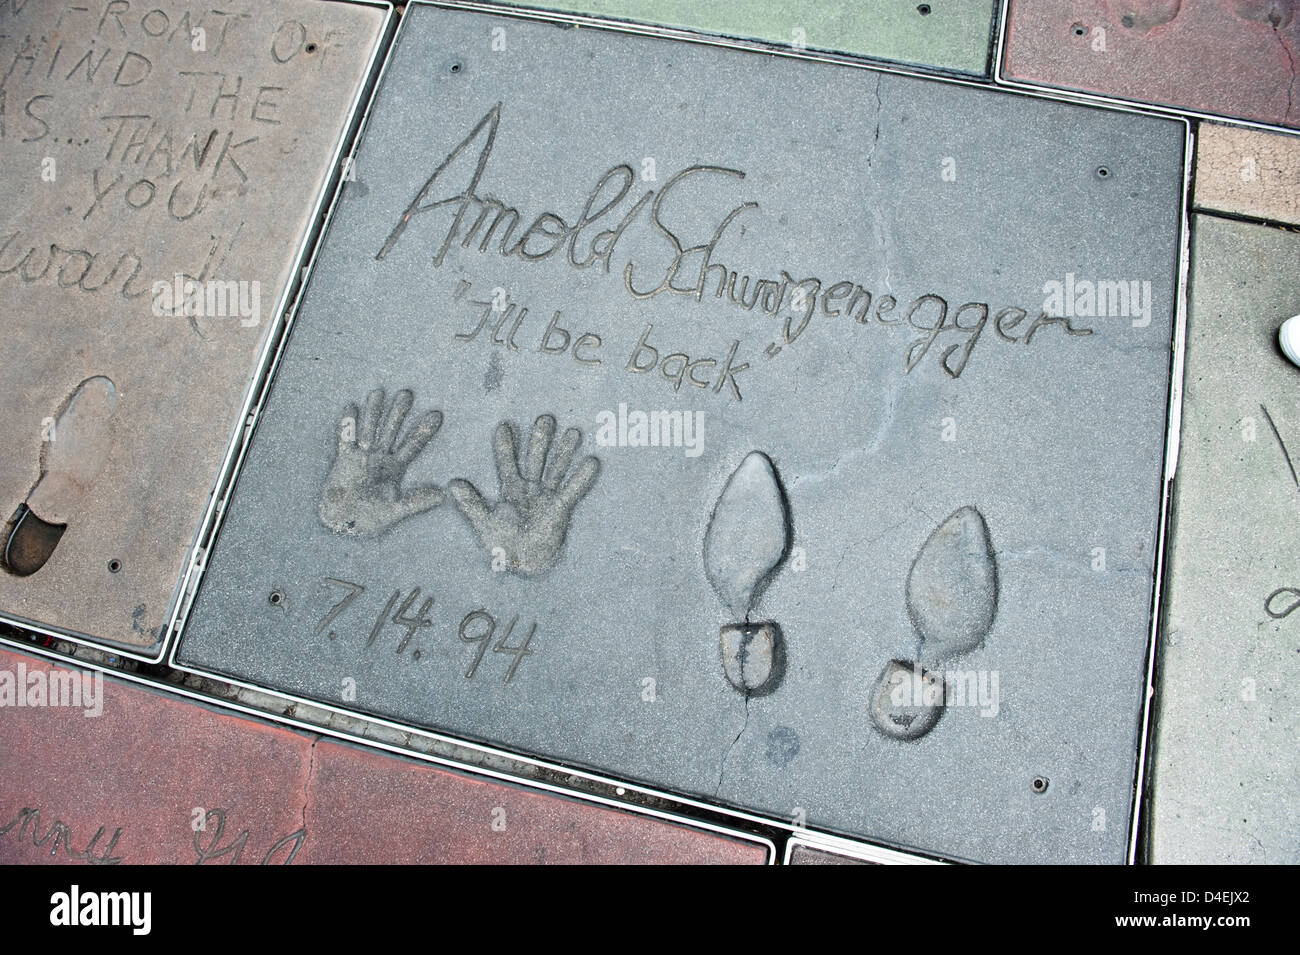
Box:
(448, 414, 600, 576)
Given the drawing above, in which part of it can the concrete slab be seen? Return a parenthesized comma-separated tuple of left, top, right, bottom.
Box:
(0, 645, 769, 864)
(783, 833, 942, 864)
(787, 843, 871, 865)
(0, 0, 389, 655)
(1148, 215, 1300, 864)
(302, 737, 768, 863)
(1194, 122, 1300, 226)
(177, 2, 1186, 863)
(1003, 0, 1300, 129)
(487, 0, 998, 76)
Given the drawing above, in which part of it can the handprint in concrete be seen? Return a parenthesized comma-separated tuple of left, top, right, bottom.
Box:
(449, 414, 600, 576)
(318, 388, 446, 538)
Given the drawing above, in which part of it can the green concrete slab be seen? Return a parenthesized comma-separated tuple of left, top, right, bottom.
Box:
(1149, 214, 1300, 864)
(488, 0, 998, 75)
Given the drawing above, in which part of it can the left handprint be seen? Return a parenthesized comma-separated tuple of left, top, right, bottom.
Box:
(318, 388, 446, 538)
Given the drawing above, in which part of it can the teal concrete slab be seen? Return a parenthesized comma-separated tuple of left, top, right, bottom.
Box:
(1148, 215, 1300, 864)
(489, 0, 998, 75)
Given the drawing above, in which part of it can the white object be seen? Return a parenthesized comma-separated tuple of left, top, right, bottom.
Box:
(1280, 315, 1300, 368)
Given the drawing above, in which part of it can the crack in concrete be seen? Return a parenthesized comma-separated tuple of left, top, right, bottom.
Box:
(865, 378, 903, 455)
(1273, 21, 1297, 120)
(1260, 402, 1299, 491)
(788, 381, 900, 492)
(864, 72, 883, 169)
(862, 72, 897, 298)
(790, 443, 867, 490)
(713, 693, 751, 798)
(300, 736, 318, 834)
(830, 512, 913, 596)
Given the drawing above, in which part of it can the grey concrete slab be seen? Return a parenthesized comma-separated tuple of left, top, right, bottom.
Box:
(177, 2, 1186, 863)
(1148, 215, 1300, 864)
(0, 0, 390, 655)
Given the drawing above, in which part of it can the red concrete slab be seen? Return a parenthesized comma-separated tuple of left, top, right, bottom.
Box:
(301, 741, 759, 864)
(1003, 0, 1299, 128)
(0, 646, 766, 864)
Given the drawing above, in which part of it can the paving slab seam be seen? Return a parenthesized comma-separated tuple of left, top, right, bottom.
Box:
(1189, 207, 1300, 232)
(443, 0, 999, 80)
(0, 641, 772, 864)
(413, 0, 1214, 125)
(1126, 118, 1196, 865)
(2, 628, 954, 863)
(784, 832, 947, 865)
(165, 619, 954, 861)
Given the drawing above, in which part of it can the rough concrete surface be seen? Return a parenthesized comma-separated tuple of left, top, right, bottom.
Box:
(1004, 0, 1300, 128)
(0, 0, 387, 652)
(1194, 122, 1300, 226)
(0, 645, 769, 864)
(1149, 214, 1300, 864)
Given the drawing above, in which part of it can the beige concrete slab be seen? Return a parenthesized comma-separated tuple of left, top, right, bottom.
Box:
(0, 1, 389, 653)
(1194, 122, 1300, 227)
